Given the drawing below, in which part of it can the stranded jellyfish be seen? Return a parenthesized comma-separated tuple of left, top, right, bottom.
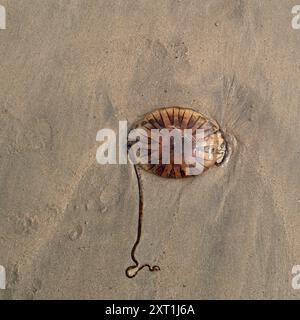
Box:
(126, 107, 228, 278)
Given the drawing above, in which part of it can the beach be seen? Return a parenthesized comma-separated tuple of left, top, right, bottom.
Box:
(0, 0, 299, 299)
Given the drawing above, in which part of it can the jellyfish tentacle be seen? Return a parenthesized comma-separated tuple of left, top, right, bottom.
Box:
(126, 164, 160, 278)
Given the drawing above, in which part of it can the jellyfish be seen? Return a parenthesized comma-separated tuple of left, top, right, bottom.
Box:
(126, 107, 228, 278)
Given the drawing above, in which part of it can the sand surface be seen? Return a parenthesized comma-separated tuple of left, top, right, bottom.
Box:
(0, 0, 300, 299)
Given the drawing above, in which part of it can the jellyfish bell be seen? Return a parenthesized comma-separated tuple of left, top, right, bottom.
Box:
(128, 107, 228, 177)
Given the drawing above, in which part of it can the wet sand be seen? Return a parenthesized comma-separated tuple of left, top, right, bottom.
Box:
(0, 0, 300, 299)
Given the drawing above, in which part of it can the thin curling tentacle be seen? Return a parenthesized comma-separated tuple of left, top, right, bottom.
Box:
(126, 264, 160, 278)
(126, 165, 160, 278)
